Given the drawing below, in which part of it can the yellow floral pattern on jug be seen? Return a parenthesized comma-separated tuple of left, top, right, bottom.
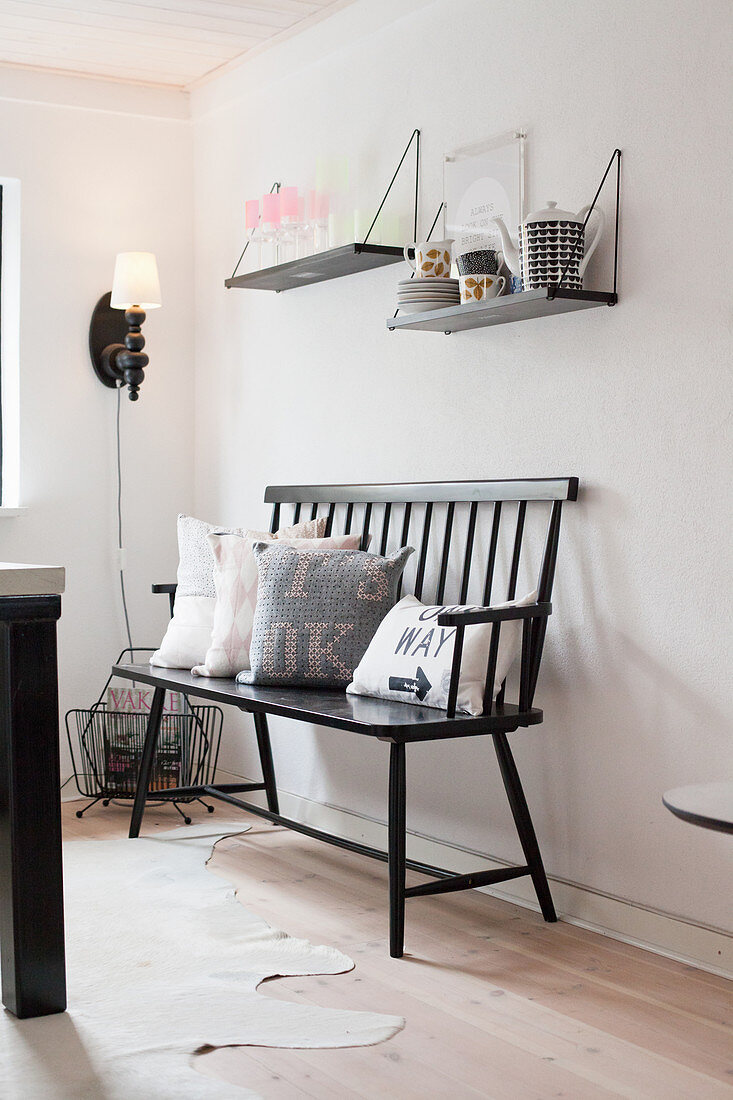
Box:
(419, 248, 451, 278)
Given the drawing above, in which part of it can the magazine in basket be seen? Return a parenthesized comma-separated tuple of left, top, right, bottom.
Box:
(105, 687, 187, 792)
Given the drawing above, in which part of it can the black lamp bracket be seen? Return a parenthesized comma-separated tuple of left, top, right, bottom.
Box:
(89, 293, 149, 401)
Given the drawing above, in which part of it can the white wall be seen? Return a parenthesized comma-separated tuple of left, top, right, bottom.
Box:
(0, 69, 195, 778)
(189, 0, 733, 948)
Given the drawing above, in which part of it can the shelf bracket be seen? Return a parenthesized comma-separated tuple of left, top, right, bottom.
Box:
(362, 128, 421, 248)
(549, 149, 621, 303)
(229, 180, 280, 283)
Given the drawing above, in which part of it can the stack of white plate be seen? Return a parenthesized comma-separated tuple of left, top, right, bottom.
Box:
(397, 277, 460, 314)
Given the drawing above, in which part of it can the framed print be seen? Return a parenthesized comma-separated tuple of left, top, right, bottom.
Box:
(443, 130, 526, 256)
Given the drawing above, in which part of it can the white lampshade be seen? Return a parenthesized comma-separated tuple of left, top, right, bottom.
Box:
(110, 252, 162, 310)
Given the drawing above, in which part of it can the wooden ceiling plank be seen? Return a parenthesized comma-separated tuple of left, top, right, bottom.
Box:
(0, 31, 228, 71)
(11, 0, 303, 32)
(142, 0, 322, 24)
(0, 18, 248, 58)
(0, 52, 199, 83)
(1, 1, 279, 40)
(199, 0, 324, 13)
(0, 2, 268, 48)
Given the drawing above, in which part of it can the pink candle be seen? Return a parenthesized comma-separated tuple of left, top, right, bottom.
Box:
(280, 186, 298, 218)
(245, 199, 259, 229)
(262, 192, 281, 225)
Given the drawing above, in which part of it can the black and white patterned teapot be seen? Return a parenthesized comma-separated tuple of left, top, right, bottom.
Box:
(493, 201, 604, 291)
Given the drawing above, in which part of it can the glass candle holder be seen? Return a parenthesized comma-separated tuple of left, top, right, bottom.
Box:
(279, 186, 300, 263)
(295, 195, 313, 258)
(260, 191, 281, 268)
(312, 191, 329, 253)
(245, 199, 260, 267)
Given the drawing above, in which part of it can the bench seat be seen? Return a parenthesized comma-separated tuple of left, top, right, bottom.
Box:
(113, 663, 543, 742)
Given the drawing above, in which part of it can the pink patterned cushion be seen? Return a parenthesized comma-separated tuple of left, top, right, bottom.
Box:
(191, 531, 364, 678)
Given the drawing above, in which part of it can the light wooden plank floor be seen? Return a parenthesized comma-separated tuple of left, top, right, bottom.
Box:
(63, 800, 733, 1099)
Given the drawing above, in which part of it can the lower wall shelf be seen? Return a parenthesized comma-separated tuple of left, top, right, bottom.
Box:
(387, 288, 617, 333)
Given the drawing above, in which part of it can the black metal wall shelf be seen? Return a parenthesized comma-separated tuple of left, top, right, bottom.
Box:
(387, 287, 617, 334)
(226, 129, 420, 294)
(225, 243, 404, 292)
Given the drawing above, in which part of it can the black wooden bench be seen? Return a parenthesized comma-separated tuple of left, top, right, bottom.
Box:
(114, 477, 578, 957)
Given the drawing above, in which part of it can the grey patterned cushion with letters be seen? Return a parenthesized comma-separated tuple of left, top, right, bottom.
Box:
(244, 543, 414, 688)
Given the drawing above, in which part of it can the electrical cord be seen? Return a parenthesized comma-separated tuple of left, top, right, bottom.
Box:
(116, 385, 133, 651)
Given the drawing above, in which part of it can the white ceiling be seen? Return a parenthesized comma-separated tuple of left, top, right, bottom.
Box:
(0, 0, 351, 89)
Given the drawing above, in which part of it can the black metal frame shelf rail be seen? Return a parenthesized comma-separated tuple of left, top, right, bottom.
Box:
(115, 477, 577, 959)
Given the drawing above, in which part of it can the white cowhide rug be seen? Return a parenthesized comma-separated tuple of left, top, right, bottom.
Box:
(0, 821, 404, 1099)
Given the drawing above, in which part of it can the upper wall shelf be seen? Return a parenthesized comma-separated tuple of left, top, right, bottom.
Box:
(226, 129, 421, 294)
(225, 244, 404, 293)
(386, 288, 617, 334)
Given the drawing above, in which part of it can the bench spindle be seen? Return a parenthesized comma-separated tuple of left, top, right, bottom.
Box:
(414, 502, 433, 601)
(482, 621, 502, 715)
(361, 502, 373, 552)
(436, 501, 455, 605)
(507, 501, 527, 600)
(459, 500, 478, 604)
(379, 502, 392, 556)
(483, 501, 503, 604)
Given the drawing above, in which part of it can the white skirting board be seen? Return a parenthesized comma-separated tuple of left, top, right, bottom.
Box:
(211, 769, 733, 980)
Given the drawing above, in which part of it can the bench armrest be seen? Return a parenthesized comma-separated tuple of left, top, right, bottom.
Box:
(437, 602, 552, 627)
(439, 603, 552, 718)
(152, 583, 177, 617)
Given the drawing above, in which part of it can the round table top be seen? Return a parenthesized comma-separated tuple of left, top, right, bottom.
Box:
(663, 783, 733, 834)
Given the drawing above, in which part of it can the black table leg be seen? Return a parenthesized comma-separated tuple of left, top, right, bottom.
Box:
(129, 686, 165, 839)
(254, 711, 279, 814)
(0, 595, 66, 1018)
(388, 741, 406, 958)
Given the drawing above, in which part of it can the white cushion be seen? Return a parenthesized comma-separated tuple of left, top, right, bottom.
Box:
(346, 590, 536, 716)
(150, 514, 327, 669)
(149, 595, 215, 669)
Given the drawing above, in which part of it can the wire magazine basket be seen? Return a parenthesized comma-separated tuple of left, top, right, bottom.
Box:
(66, 648, 223, 823)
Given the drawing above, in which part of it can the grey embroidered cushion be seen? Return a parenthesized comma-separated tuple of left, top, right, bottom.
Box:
(245, 544, 414, 688)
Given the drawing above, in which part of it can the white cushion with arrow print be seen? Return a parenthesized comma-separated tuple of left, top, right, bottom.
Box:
(346, 591, 536, 716)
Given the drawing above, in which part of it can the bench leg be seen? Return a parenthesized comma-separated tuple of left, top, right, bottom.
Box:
(388, 741, 407, 958)
(253, 712, 279, 815)
(129, 687, 165, 839)
(493, 731, 557, 922)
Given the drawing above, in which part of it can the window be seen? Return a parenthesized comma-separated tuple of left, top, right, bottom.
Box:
(0, 178, 20, 509)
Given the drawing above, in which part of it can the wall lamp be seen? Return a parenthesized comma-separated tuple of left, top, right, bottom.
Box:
(89, 252, 162, 401)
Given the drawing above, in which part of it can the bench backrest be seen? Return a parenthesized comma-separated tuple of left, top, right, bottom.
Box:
(266, 478, 578, 710)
